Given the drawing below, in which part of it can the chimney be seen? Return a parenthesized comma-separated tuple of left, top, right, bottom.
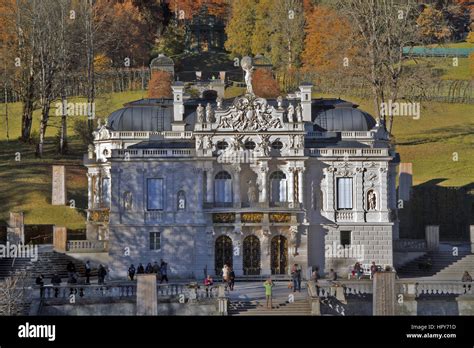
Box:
(299, 83, 313, 122)
(171, 82, 186, 131)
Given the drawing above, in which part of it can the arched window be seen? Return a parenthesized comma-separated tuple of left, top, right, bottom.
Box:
(270, 171, 287, 203)
(177, 190, 186, 211)
(214, 171, 232, 203)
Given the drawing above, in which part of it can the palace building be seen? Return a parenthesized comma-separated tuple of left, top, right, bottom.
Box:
(84, 56, 399, 279)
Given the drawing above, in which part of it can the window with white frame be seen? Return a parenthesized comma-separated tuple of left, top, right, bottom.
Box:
(149, 232, 161, 250)
(147, 178, 164, 210)
(337, 177, 353, 209)
(270, 171, 287, 203)
(214, 171, 232, 203)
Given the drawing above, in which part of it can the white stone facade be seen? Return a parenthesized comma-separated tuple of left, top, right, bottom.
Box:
(84, 63, 399, 280)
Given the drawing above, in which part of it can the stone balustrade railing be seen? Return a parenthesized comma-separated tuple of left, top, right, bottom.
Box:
(397, 280, 472, 297)
(41, 284, 136, 299)
(109, 131, 193, 140)
(314, 280, 373, 298)
(335, 211, 354, 222)
(114, 149, 195, 158)
(393, 239, 427, 251)
(309, 148, 389, 157)
(39, 283, 220, 301)
(67, 240, 108, 252)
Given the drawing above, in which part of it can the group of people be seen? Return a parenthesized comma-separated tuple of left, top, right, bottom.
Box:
(35, 260, 107, 286)
(128, 259, 169, 283)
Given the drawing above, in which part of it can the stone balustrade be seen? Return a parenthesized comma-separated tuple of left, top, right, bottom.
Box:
(397, 280, 472, 297)
(67, 240, 109, 252)
(315, 280, 373, 298)
(39, 283, 220, 301)
(335, 211, 354, 222)
(309, 148, 389, 157)
(393, 239, 427, 251)
(115, 149, 195, 158)
(109, 131, 193, 140)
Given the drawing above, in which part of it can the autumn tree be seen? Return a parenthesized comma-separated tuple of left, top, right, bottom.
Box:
(225, 0, 257, 57)
(169, 0, 229, 20)
(252, 68, 281, 98)
(147, 70, 173, 98)
(417, 5, 452, 43)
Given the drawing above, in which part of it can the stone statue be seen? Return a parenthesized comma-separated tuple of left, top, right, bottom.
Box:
(123, 191, 132, 211)
(287, 103, 295, 123)
(368, 190, 376, 210)
(204, 136, 213, 150)
(241, 56, 255, 95)
(247, 180, 258, 204)
(277, 96, 283, 109)
(216, 97, 223, 109)
(196, 136, 203, 149)
(197, 103, 205, 123)
(296, 103, 303, 122)
(88, 144, 95, 160)
(205, 103, 214, 123)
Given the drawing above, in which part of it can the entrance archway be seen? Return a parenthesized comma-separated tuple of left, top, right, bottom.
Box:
(243, 235, 261, 275)
(215, 235, 233, 276)
(271, 235, 288, 275)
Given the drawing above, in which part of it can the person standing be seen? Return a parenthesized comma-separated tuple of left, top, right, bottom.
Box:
(228, 267, 235, 291)
(263, 278, 274, 310)
(137, 263, 145, 274)
(222, 264, 230, 290)
(204, 275, 214, 297)
(160, 260, 169, 284)
(128, 264, 136, 281)
(370, 262, 378, 279)
(66, 261, 76, 282)
(152, 261, 160, 274)
(291, 264, 302, 292)
(84, 261, 91, 284)
(98, 264, 107, 285)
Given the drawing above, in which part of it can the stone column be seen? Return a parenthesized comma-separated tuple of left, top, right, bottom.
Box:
(7, 212, 24, 244)
(87, 174, 93, 209)
(53, 226, 67, 253)
(373, 271, 396, 315)
(259, 166, 268, 203)
(288, 167, 295, 203)
(425, 225, 440, 251)
(231, 165, 241, 207)
(297, 168, 305, 205)
(52, 165, 67, 205)
(470, 226, 474, 253)
(136, 274, 158, 315)
(206, 170, 214, 203)
(260, 231, 271, 276)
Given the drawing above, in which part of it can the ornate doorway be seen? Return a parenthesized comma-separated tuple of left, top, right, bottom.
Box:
(271, 235, 288, 275)
(243, 235, 261, 275)
(215, 235, 233, 276)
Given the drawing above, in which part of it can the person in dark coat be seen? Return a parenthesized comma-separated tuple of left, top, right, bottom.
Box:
(84, 261, 91, 284)
(228, 267, 235, 291)
(128, 264, 136, 281)
(67, 261, 76, 281)
(145, 262, 153, 274)
(160, 260, 168, 284)
(98, 264, 107, 284)
(137, 263, 145, 274)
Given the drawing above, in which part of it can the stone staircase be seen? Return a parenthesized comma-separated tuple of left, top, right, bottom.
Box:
(0, 251, 97, 282)
(397, 250, 472, 279)
(228, 298, 311, 316)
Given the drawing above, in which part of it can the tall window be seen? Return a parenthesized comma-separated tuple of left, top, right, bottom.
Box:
(150, 232, 161, 250)
(341, 231, 351, 247)
(147, 178, 164, 210)
(270, 171, 287, 203)
(214, 171, 232, 203)
(337, 177, 353, 209)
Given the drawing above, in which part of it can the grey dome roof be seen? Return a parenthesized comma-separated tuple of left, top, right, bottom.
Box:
(150, 54, 174, 68)
(107, 105, 173, 132)
(313, 106, 376, 132)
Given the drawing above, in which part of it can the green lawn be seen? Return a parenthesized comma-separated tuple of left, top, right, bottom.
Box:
(0, 91, 147, 227)
(0, 89, 473, 227)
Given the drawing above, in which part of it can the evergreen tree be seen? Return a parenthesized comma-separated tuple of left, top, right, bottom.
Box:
(224, 0, 257, 57)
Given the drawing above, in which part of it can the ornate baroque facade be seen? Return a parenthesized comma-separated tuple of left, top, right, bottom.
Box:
(84, 57, 399, 279)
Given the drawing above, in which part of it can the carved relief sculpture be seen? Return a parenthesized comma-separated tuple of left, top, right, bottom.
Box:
(197, 103, 205, 123)
(368, 190, 377, 210)
(123, 191, 133, 211)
